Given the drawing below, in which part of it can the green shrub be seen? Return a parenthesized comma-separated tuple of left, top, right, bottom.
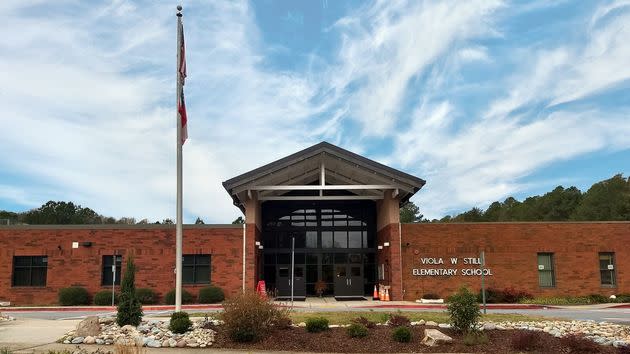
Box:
(116, 258, 143, 326)
(93, 290, 117, 305)
(58, 287, 89, 306)
(615, 293, 630, 303)
(198, 286, 224, 304)
(305, 317, 329, 333)
(136, 288, 158, 304)
(164, 289, 194, 305)
(447, 287, 481, 333)
(221, 291, 290, 342)
(463, 331, 489, 346)
(169, 311, 192, 334)
(477, 287, 532, 303)
(520, 295, 609, 305)
(346, 323, 368, 338)
(586, 294, 608, 303)
(391, 326, 412, 343)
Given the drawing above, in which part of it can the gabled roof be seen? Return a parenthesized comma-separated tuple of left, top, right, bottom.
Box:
(222, 141, 426, 212)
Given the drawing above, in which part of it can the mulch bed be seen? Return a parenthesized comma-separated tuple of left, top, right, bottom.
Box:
(211, 325, 621, 353)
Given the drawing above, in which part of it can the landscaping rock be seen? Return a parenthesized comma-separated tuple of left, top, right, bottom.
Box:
(71, 336, 85, 344)
(438, 323, 451, 329)
(425, 321, 438, 326)
(176, 340, 187, 348)
(76, 316, 101, 337)
(83, 336, 95, 344)
(483, 323, 496, 330)
(146, 338, 161, 348)
(422, 329, 453, 347)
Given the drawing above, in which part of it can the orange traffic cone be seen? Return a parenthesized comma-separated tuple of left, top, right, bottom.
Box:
(384, 288, 390, 301)
(373, 285, 379, 300)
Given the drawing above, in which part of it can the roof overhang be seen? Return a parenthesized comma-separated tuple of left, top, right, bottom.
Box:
(222, 141, 426, 213)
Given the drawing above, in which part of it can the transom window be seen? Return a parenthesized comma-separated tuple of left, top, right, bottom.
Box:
(12, 256, 48, 287)
(183, 254, 211, 284)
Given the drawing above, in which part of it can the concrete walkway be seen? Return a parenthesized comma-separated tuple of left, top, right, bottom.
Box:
(0, 318, 80, 351)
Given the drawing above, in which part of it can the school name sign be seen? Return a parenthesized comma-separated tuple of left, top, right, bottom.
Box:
(411, 257, 493, 277)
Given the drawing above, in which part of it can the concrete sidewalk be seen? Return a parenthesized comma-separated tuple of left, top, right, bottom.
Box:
(0, 318, 80, 351)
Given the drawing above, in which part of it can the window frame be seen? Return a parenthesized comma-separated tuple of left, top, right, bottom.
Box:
(537, 253, 555, 288)
(12, 255, 48, 287)
(182, 254, 211, 285)
(101, 255, 123, 286)
(599, 252, 616, 287)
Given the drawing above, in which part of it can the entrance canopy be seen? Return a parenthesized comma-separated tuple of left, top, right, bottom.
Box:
(223, 142, 426, 212)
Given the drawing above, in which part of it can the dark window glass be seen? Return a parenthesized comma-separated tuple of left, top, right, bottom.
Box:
(348, 231, 362, 248)
(294, 253, 305, 264)
(334, 231, 347, 248)
(599, 253, 616, 286)
(350, 266, 361, 277)
(537, 253, 555, 287)
(182, 254, 211, 284)
(279, 267, 289, 277)
(264, 253, 276, 265)
(277, 253, 290, 264)
(293, 232, 306, 248)
(321, 232, 333, 248)
(306, 253, 318, 264)
(321, 253, 334, 264)
(322, 265, 333, 282)
(294, 267, 304, 278)
(102, 255, 122, 286)
(335, 253, 347, 264)
(12, 256, 48, 287)
(306, 265, 318, 283)
(278, 232, 291, 248)
(336, 266, 346, 277)
(306, 231, 318, 248)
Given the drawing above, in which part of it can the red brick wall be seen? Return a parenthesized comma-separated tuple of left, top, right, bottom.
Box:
(0, 225, 244, 305)
(401, 222, 630, 301)
(376, 223, 403, 300)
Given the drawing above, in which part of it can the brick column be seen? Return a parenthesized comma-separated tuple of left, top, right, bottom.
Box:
(375, 192, 403, 300)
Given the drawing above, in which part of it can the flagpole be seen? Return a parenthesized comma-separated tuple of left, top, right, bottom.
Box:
(175, 4, 184, 313)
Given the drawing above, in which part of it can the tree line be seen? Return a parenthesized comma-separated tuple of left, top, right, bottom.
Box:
(1, 174, 627, 225)
(401, 174, 630, 223)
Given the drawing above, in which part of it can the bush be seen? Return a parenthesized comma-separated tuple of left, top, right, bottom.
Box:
(388, 314, 411, 327)
(164, 289, 194, 305)
(463, 331, 489, 346)
(615, 293, 630, 303)
(221, 291, 290, 342)
(136, 288, 158, 305)
(169, 311, 192, 334)
(511, 331, 545, 351)
(447, 287, 481, 333)
(586, 294, 608, 303)
(94, 290, 118, 305)
(521, 295, 609, 305)
(347, 323, 369, 338)
(116, 258, 143, 326)
(422, 293, 440, 300)
(559, 334, 601, 353)
(352, 316, 376, 329)
(305, 317, 329, 333)
(391, 326, 412, 343)
(58, 287, 89, 306)
(478, 287, 532, 303)
(198, 286, 225, 304)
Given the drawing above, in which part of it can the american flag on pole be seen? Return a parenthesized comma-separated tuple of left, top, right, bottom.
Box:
(178, 19, 188, 145)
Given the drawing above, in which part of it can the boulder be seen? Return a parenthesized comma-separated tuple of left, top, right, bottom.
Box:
(83, 336, 95, 344)
(71, 337, 85, 344)
(483, 323, 497, 331)
(425, 321, 438, 326)
(421, 329, 453, 347)
(76, 316, 101, 337)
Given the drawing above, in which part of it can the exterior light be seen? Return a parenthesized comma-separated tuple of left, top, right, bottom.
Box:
(259, 245, 264, 249)
(378, 245, 383, 250)
(255, 241, 260, 246)
(384, 242, 390, 247)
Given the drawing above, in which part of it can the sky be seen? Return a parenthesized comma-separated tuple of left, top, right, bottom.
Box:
(0, 0, 629, 223)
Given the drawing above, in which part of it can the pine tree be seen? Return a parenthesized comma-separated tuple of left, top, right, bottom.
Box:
(116, 257, 143, 326)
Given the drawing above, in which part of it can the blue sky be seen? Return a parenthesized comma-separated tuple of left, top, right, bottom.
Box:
(0, 0, 629, 222)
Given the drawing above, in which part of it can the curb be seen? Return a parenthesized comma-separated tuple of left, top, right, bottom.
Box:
(0, 304, 223, 312)
(355, 304, 557, 310)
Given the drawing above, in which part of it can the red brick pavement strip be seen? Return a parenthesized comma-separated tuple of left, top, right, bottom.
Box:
(355, 304, 558, 310)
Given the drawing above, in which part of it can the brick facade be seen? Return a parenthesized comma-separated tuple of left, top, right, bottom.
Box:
(1, 222, 629, 305)
(401, 222, 630, 301)
(0, 225, 244, 305)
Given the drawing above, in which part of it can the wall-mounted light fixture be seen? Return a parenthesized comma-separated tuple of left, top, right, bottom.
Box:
(255, 241, 260, 246)
(377, 245, 383, 250)
(384, 242, 390, 247)
(72, 242, 79, 249)
(258, 245, 264, 250)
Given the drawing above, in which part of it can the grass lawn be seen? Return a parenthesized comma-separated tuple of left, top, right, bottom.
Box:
(187, 311, 556, 324)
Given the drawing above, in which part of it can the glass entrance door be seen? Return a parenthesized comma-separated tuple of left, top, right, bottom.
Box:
(276, 265, 306, 297)
(334, 253, 364, 297)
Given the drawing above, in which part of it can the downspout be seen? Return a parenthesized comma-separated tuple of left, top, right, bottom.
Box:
(242, 223, 246, 292)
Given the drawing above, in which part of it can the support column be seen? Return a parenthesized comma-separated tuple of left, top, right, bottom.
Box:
(376, 191, 402, 300)
(244, 193, 262, 291)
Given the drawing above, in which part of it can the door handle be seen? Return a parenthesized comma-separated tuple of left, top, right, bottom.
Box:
(349, 279, 352, 285)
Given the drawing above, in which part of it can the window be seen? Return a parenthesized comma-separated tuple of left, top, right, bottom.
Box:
(182, 254, 210, 284)
(102, 255, 122, 286)
(12, 256, 48, 287)
(537, 253, 555, 287)
(599, 252, 616, 287)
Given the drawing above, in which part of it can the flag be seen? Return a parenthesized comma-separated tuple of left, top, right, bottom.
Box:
(178, 19, 188, 145)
